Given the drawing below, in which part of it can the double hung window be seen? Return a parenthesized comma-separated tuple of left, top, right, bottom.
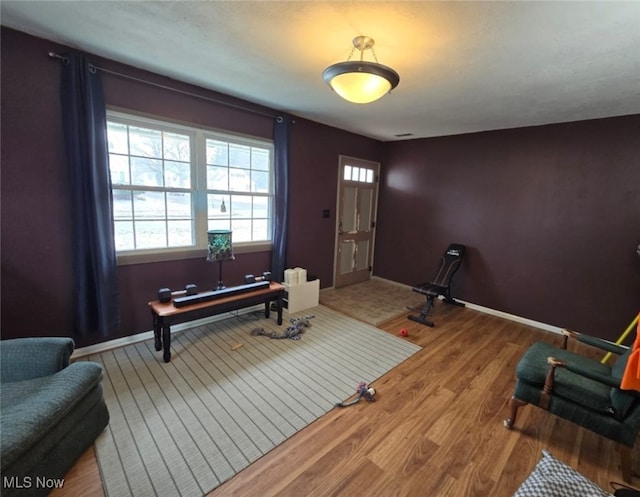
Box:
(106, 111, 274, 262)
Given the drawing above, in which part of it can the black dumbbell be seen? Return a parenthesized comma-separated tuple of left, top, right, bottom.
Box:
(244, 271, 272, 284)
(157, 284, 198, 303)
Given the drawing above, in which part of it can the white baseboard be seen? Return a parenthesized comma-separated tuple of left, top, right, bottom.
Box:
(455, 299, 563, 335)
(373, 276, 563, 335)
(75, 281, 562, 359)
(72, 305, 264, 359)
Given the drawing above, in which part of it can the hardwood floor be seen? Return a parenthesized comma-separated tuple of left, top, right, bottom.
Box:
(53, 304, 633, 496)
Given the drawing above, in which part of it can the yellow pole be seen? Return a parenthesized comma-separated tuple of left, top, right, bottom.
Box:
(602, 314, 639, 364)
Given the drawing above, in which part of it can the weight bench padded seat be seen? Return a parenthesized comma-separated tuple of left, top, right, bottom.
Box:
(409, 243, 466, 327)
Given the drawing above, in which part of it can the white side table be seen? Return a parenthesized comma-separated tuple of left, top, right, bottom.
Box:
(283, 279, 320, 313)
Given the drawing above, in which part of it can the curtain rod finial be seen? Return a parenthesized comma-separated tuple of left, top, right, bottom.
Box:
(48, 51, 68, 63)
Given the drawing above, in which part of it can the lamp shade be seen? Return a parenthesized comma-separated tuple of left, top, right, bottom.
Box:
(207, 230, 234, 262)
(323, 61, 399, 104)
(322, 36, 400, 104)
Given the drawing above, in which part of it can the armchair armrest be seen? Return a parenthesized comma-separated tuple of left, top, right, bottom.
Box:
(0, 337, 75, 383)
(546, 356, 620, 389)
(561, 329, 627, 355)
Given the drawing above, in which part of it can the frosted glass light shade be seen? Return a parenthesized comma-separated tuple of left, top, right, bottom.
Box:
(323, 61, 399, 104)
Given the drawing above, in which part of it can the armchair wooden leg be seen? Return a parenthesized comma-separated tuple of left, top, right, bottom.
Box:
(504, 396, 528, 429)
(620, 444, 633, 483)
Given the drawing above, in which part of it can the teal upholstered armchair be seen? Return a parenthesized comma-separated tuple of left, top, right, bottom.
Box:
(504, 329, 640, 483)
(0, 337, 109, 497)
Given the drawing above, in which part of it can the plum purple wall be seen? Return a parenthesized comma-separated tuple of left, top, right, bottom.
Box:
(1, 28, 383, 346)
(2, 27, 638, 346)
(375, 118, 640, 340)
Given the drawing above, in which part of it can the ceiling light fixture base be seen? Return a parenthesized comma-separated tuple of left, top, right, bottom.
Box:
(352, 35, 375, 53)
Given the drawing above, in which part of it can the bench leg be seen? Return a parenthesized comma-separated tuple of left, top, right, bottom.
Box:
(276, 294, 283, 325)
(408, 314, 435, 327)
(162, 323, 171, 363)
(152, 312, 162, 351)
(408, 296, 436, 327)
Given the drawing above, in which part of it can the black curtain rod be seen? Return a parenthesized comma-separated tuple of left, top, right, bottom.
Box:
(48, 51, 280, 120)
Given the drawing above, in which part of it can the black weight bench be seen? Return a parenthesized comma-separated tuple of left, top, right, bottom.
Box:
(408, 243, 466, 327)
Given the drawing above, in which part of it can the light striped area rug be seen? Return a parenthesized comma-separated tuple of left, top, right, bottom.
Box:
(87, 305, 421, 497)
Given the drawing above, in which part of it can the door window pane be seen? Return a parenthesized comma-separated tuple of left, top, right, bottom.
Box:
(356, 240, 369, 270)
(342, 186, 357, 232)
(359, 189, 373, 231)
(340, 240, 355, 274)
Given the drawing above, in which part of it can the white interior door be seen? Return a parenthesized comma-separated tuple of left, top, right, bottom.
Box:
(334, 156, 380, 288)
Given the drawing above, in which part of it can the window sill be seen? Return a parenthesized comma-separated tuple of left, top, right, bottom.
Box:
(116, 242, 272, 266)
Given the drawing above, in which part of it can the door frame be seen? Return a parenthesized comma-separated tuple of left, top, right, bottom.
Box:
(332, 155, 381, 288)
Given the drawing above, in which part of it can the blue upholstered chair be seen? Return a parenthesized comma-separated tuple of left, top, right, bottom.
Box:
(0, 337, 109, 497)
(504, 329, 640, 483)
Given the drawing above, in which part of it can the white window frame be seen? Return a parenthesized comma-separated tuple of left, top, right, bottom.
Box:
(107, 110, 274, 265)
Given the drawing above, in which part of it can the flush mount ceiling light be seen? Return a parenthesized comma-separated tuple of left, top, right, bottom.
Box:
(322, 35, 400, 104)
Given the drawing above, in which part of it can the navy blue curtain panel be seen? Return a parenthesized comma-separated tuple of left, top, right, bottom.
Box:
(271, 115, 291, 283)
(61, 54, 119, 336)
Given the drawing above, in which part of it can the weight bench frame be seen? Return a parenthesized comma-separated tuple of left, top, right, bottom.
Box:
(408, 243, 466, 327)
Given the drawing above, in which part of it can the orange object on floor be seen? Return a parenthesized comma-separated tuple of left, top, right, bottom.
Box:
(621, 313, 640, 391)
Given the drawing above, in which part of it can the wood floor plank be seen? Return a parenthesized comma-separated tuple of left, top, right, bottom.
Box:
(367, 388, 451, 471)
(52, 305, 636, 496)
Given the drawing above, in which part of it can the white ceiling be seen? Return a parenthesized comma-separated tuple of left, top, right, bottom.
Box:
(2, 1, 640, 141)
